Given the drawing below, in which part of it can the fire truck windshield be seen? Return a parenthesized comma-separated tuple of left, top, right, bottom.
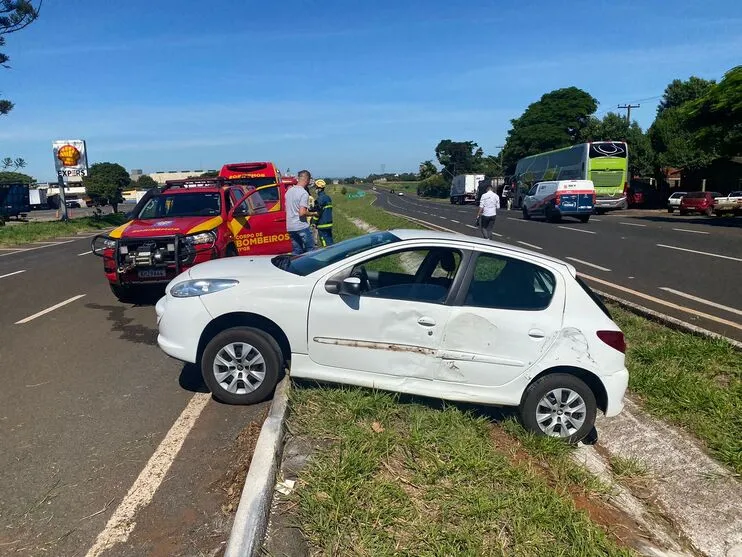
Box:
(138, 193, 222, 219)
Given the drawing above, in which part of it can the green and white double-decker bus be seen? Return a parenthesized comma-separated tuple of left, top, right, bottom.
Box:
(513, 141, 629, 212)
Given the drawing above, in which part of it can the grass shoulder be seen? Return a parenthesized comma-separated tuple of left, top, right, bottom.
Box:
(0, 213, 127, 247)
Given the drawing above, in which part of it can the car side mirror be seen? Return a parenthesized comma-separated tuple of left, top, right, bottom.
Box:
(340, 276, 361, 296)
(325, 279, 341, 294)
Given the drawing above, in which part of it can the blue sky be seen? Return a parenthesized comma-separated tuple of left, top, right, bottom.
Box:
(1, 0, 740, 180)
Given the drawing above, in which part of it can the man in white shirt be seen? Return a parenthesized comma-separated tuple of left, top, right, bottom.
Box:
(477, 184, 500, 240)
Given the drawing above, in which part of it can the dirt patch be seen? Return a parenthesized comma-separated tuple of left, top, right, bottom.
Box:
(488, 426, 668, 554)
(216, 416, 266, 515)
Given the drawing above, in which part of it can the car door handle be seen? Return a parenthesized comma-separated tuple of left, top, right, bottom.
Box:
(528, 329, 546, 339)
(274, 217, 286, 222)
(417, 317, 436, 327)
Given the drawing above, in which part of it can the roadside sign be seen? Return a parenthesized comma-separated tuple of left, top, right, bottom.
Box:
(52, 140, 89, 183)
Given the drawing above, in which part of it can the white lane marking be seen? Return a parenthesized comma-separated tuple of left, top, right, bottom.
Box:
(517, 241, 542, 250)
(15, 294, 87, 324)
(660, 287, 742, 317)
(0, 270, 26, 280)
(450, 219, 460, 223)
(493, 232, 503, 238)
(33, 240, 66, 244)
(580, 273, 742, 331)
(656, 244, 742, 263)
(0, 247, 28, 251)
(620, 222, 646, 227)
(439, 216, 448, 220)
(0, 239, 76, 257)
(558, 226, 596, 234)
(565, 257, 612, 272)
(466, 224, 477, 229)
(78, 250, 93, 256)
(591, 218, 602, 222)
(84, 393, 210, 557)
(672, 228, 710, 235)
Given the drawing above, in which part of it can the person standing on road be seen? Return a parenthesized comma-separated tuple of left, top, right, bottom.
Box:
(286, 170, 315, 254)
(312, 179, 334, 246)
(477, 184, 500, 240)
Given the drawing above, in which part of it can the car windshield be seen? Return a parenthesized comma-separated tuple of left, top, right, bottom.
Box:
(137, 192, 221, 218)
(273, 231, 400, 276)
(731, 191, 742, 197)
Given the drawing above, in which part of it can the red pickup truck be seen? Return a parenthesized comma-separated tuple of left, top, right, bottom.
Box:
(92, 177, 291, 301)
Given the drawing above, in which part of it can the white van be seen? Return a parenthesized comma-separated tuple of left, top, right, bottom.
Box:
(522, 180, 596, 223)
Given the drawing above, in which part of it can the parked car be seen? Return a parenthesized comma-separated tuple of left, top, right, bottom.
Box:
(627, 181, 662, 208)
(65, 199, 82, 208)
(714, 191, 742, 216)
(666, 191, 687, 213)
(156, 229, 629, 442)
(679, 191, 722, 216)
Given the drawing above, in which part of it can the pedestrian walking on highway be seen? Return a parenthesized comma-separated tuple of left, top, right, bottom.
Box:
(286, 170, 315, 254)
(477, 183, 500, 240)
(312, 179, 334, 246)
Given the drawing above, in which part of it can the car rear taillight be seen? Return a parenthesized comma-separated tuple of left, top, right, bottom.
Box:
(623, 182, 629, 196)
(597, 330, 626, 353)
(555, 193, 561, 205)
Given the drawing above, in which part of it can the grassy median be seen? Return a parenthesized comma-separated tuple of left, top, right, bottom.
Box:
(0, 213, 127, 247)
(290, 386, 633, 557)
(331, 187, 742, 474)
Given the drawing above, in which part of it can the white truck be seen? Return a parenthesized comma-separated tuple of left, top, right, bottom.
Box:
(450, 174, 485, 205)
(29, 188, 48, 209)
(714, 191, 742, 216)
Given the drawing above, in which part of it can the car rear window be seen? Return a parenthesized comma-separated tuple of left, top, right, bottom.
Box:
(684, 192, 706, 199)
(576, 276, 612, 319)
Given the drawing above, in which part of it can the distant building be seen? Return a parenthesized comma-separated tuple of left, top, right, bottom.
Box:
(130, 169, 143, 181)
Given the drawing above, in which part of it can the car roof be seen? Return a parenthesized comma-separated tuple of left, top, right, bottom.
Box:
(390, 229, 574, 272)
(162, 186, 225, 194)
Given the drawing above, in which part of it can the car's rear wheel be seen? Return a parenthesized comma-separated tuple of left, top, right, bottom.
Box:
(679, 209, 688, 216)
(519, 373, 597, 443)
(578, 214, 590, 223)
(201, 327, 281, 405)
(705, 207, 713, 217)
(667, 207, 674, 213)
(522, 207, 531, 220)
(545, 206, 561, 223)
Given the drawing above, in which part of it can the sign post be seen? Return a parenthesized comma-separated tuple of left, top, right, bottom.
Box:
(52, 140, 89, 221)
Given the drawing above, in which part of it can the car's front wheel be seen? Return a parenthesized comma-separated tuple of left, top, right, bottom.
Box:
(519, 373, 597, 443)
(201, 327, 281, 405)
(667, 207, 674, 213)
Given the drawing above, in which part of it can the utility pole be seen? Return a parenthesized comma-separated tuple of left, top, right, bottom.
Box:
(495, 145, 505, 180)
(618, 103, 640, 123)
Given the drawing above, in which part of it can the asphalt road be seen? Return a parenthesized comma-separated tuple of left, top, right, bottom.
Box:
(372, 191, 742, 342)
(0, 234, 267, 556)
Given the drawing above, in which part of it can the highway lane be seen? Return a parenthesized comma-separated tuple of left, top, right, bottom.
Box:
(0, 237, 267, 556)
(372, 191, 742, 342)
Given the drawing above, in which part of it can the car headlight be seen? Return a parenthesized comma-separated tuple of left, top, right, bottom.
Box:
(185, 230, 216, 246)
(101, 237, 116, 249)
(170, 279, 239, 298)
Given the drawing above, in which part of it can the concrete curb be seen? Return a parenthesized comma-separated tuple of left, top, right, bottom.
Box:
(224, 376, 290, 557)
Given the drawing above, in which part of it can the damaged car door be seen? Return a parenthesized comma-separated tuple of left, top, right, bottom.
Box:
(437, 251, 565, 387)
(307, 247, 464, 381)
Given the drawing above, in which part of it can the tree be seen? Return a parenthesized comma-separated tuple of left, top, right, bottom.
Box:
(683, 65, 742, 159)
(135, 174, 159, 190)
(502, 87, 598, 172)
(580, 112, 655, 177)
(83, 162, 131, 212)
(1, 156, 25, 169)
(418, 160, 437, 180)
(1, 1, 42, 116)
(478, 155, 503, 177)
(0, 170, 32, 183)
(434, 140, 484, 181)
(649, 76, 718, 172)
(417, 175, 448, 198)
(656, 76, 715, 116)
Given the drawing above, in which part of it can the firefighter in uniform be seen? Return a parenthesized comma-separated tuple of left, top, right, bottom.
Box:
(312, 180, 334, 246)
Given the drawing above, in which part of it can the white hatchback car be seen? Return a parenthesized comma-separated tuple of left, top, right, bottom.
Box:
(156, 230, 629, 442)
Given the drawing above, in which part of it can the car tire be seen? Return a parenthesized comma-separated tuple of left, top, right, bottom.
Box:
(679, 209, 688, 216)
(667, 207, 674, 213)
(519, 373, 597, 443)
(201, 327, 281, 405)
(522, 207, 531, 220)
(714, 211, 722, 217)
(578, 214, 590, 223)
(545, 206, 560, 223)
(110, 283, 139, 304)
